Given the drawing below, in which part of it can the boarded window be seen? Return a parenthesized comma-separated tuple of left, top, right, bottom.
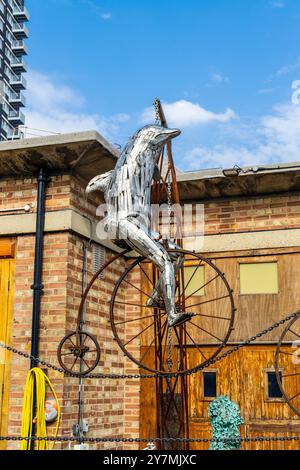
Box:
(239, 262, 278, 294)
(184, 265, 205, 297)
(203, 372, 217, 398)
(267, 372, 282, 399)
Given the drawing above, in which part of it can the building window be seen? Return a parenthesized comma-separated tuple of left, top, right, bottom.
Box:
(203, 371, 217, 398)
(239, 262, 278, 295)
(184, 265, 205, 297)
(267, 371, 283, 399)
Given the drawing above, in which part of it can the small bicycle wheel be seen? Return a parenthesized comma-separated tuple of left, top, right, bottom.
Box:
(110, 248, 235, 376)
(57, 331, 100, 375)
(275, 314, 300, 417)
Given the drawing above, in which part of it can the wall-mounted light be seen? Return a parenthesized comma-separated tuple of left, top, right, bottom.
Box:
(0, 204, 32, 214)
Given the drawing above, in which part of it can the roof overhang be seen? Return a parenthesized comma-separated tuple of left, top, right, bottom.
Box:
(1, 131, 300, 200)
(0, 131, 119, 180)
(177, 163, 300, 200)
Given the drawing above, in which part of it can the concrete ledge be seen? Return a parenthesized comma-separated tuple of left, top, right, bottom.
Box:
(0, 210, 121, 253)
(183, 229, 300, 252)
(0, 209, 300, 253)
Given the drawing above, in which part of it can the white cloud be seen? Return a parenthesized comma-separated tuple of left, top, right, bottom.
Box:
(100, 12, 112, 20)
(26, 70, 84, 112)
(23, 70, 129, 138)
(142, 100, 236, 128)
(181, 102, 300, 170)
(257, 87, 275, 94)
(271, 56, 300, 79)
(211, 73, 230, 84)
(82, 1, 112, 20)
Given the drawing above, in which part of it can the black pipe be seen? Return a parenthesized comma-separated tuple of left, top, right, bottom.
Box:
(30, 167, 48, 368)
(29, 168, 48, 451)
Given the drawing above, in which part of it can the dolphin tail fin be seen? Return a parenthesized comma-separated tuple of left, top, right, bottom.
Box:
(86, 170, 114, 194)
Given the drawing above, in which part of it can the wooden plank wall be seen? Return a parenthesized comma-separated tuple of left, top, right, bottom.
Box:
(140, 346, 300, 450)
(188, 346, 300, 450)
(139, 248, 300, 450)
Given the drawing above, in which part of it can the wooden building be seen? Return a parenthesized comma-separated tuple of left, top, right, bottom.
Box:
(0, 132, 300, 450)
(140, 164, 300, 450)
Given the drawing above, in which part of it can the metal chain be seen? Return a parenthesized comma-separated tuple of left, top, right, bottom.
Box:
(166, 171, 173, 378)
(1, 435, 300, 444)
(154, 98, 161, 125)
(0, 309, 299, 380)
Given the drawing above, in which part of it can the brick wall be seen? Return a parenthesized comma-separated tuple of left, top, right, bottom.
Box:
(2, 172, 300, 450)
(2, 174, 136, 450)
(204, 193, 300, 234)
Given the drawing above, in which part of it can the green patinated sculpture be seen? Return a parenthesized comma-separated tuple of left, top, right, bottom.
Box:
(209, 396, 244, 450)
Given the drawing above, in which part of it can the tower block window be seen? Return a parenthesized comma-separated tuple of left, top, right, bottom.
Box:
(203, 371, 217, 398)
(184, 265, 205, 297)
(267, 372, 283, 399)
(239, 262, 278, 294)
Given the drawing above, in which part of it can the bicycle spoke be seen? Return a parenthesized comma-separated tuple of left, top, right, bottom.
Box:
(66, 338, 77, 348)
(81, 335, 89, 347)
(183, 328, 208, 361)
(140, 318, 168, 365)
(70, 356, 79, 371)
(82, 358, 91, 370)
(122, 278, 152, 299)
(279, 350, 298, 357)
(124, 319, 157, 347)
(189, 320, 224, 343)
(193, 312, 231, 321)
(188, 294, 230, 309)
(185, 273, 220, 302)
(182, 259, 203, 297)
(115, 300, 154, 308)
(282, 372, 300, 378)
(139, 262, 155, 288)
(289, 390, 300, 401)
(113, 311, 161, 326)
(289, 328, 300, 339)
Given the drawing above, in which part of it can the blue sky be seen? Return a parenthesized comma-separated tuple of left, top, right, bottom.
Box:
(25, 0, 300, 170)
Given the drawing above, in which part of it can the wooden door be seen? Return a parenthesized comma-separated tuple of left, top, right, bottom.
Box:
(0, 241, 15, 449)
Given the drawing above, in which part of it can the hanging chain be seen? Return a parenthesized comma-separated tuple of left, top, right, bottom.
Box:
(166, 171, 174, 378)
(154, 98, 161, 125)
(1, 434, 300, 444)
(0, 310, 299, 380)
(154, 96, 173, 378)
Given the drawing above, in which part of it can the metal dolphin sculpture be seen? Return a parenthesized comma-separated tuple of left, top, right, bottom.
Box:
(86, 124, 194, 327)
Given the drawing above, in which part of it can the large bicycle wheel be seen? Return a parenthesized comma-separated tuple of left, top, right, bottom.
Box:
(110, 248, 235, 376)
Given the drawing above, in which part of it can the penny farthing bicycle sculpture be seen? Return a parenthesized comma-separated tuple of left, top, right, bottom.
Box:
(57, 100, 236, 380)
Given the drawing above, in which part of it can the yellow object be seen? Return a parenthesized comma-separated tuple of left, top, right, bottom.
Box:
(21, 367, 61, 450)
(0, 258, 15, 450)
(239, 262, 278, 294)
(184, 265, 205, 297)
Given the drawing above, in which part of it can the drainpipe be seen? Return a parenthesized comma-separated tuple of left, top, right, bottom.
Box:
(29, 168, 48, 451)
(30, 167, 48, 368)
